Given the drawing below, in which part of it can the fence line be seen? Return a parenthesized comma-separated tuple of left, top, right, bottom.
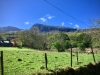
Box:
(1, 50, 100, 74)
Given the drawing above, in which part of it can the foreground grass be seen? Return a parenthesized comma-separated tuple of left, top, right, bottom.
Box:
(0, 47, 100, 75)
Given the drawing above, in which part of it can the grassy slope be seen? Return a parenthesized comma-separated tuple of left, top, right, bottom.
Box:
(0, 47, 100, 75)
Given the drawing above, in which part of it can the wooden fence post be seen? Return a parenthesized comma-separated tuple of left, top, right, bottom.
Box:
(91, 47, 96, 64)
(44, 53, 48, 70)
(0, 51, 4, 75)
(70, 47, 72, 67)
(76, 52, 79, 65)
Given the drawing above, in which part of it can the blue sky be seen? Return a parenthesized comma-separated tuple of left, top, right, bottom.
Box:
(0, 0, 100, 29)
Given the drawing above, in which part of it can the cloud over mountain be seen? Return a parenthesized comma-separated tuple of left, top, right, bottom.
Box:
(61, 22, 65, 26)
(39, 14, 55, 22)
(74, 24, 79, 29)
(25, 22, 29, 25)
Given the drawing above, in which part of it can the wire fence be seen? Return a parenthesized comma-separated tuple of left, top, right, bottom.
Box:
(1, 50, 100, 75)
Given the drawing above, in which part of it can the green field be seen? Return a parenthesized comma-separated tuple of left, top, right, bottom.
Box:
(0, 47, 100, 75)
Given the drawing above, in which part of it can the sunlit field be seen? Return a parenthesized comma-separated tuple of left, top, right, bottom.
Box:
(0, 47, 100, 75)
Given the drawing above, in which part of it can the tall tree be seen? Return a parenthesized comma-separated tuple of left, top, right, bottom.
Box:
(17, 27, 48, 50)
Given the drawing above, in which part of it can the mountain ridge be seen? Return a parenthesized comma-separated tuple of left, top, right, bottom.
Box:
(30, 23, 77, 32)
(0, 26, 22, 33)
(0, 24, 89, 33)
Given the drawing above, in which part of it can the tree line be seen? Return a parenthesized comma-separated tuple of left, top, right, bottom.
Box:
(16, 27, 99, 52)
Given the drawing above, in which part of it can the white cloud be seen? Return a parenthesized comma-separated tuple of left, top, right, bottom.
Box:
(39, 14, 55, 22)
(46, 14, 55, 19)
(74, 24, 79, 28)
(39, 18, 47, 22)
(25, 22, 29, 25)
(61, 22, 65, 26)
(69, 23, 73, 25)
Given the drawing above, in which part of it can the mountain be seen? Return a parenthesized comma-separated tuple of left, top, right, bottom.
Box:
(0, 26, 22, 33)
(30, 23, 77, 32)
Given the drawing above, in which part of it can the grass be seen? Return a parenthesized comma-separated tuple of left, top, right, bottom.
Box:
(0, 47, 35, 51)
(0, 47, 100, 75)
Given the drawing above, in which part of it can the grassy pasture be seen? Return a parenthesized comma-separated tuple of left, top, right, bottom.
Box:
(0, 47, 100, 75)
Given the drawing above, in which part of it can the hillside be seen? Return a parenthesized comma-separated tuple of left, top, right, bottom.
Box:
(30, 23, 77, 32)
(0, 26, 22, 33)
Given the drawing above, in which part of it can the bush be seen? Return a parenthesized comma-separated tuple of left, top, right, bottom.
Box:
(77, 43, 85, 51)
(47, 62, 100, 75)
(53, 42, 65, 52)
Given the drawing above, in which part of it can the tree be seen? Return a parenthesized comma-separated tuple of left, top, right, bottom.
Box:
(17, 28, 48, 50)
(0, 36, 3, 46)
(88, 18, 100, 64)
(77, 43, 85, 51)
(76, 32, 92, 51)
(90, 18, 100, 48)
(52, 32, 70, 52)
(0, 36, 3, 41)
(17, 30, 29, 47)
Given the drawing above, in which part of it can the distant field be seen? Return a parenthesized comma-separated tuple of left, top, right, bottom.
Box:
(0, 47, 35, 51)
(0, 47, 100, 75)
